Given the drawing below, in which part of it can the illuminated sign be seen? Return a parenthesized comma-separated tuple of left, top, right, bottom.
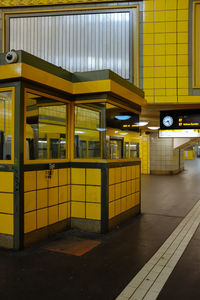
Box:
(159, 129, 200, 138)
(160, 110, 200, 130)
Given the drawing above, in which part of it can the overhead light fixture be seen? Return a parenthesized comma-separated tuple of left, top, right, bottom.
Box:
(115, 131, 119, 133)
(148, 126, 160, 130)
(135, 121, 149, 126)
(75, 131, 84, 134)
(115, 115, 132, 121)
(97, 128, 106, 131)
(120, 132, 128, 135)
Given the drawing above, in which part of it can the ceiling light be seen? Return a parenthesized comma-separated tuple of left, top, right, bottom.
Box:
(115, 115, 132, 121)
(120, 132, 128, 135)
(135, 121, 149, 126)
(97, 128, 106, 131)
(75, 131, 84, 134)
(148, 126, 160, 130)
(115, 131, 119, 133)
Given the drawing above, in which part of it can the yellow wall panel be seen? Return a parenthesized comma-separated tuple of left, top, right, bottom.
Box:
(132, 180, 136, 193)
(143, 22, 154, 34)
(143, 67, 154, 77)
(37, 208, 48, 229)
(155, 33, 166, 44)
(71, 202, 85, 218)
(177, 44, 188, 55)
(177, 9, 188, 21)
(136, 179, 140, 192)
(177, 21, 188, 32)
(166, 56, 177, 66)
(155, 78, 165, 89)
(109, 168, 115, 185)
(143, 34, 154, 45)
(71, 185, 85, 201)
(155, 45, 165, 56)
(127, 167, 132, 181)
(143, 44, 154, 55)
(178, 66, 188, 77)
(132, 166, 136, 179)
(121, 182, 127, 197)
(0, 193, 13, 214)
(135, 192, 140, 206)
(115, 167, 121, 183)
(24, 191, 36, 213)
(86, 186, 101, 203)
(127, 195, 133, 210)
(166, 66, 177, 77)
(178, 32, 188, 44)
(136, 166, 140, 178)
(0, 214, 13, 235)
(86, 168, 101, 186)
(48, 169, 58, 188)
(166, 45, 177, 56)
(178, 78, 188, 89)
(37, 170, 48, 190)
(155, 11, 165, 22)
(166, 10, 177, 21)
(166, 22, 176, 33)
(59, 185, 68, 203)
(155, 0, 165, 10)
(166, 33, 176, 44)
(0, 172, 13, 193)
(49, 205, 58, 225)
(155, 22, 165, 33)
(166, 78, 177, 89)
(71, 168, 85, 184)
(121, 167, 127, 181)
(24, 171, 36, 192)
(59, 203, 68, 221)
(115, 199, 121, 216)
(127, 180, 132, 195)
(143, 56, 154, 67)
(143, 11, 154, 22)
(24, 211, 36, 233)
(49, 187, 58, 206)
(115, 183, 121, 199)
(109, 202, 115, 219)
(121, 197, 127, 213)
(86, 203, 101, 220)
(37, 189, 48, 209)
(155, 56, 165, 67)
(59, 168, 68, 186)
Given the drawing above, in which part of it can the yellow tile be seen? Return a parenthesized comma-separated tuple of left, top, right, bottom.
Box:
(166, 56, 177, 66)
(37, 189, 48, 209)
(166, 44, 177, 55)
(178, 89, 188, 96)
(177, 44, 188, 55)
(155, 89, 166, 96)
(71, 168, 85, 184)
(24, 171, 36, 192)
(86, 203, 101, 220)
(177, 21, 188, 32)
(127, 167, 132, 180)
(109, 201, 115, 219)
(136, 179, 140, 192)
(178, 78, 188, 89)
(143, 78, 154, 89)
(86, 169, 101, 185)
(143, 34, 154, 45)
(178, 32, 188, 43)
(67, 185, 70, 202)
(24, 191, 36, 213)
(24, 211, 36, 233)
(86, 186, 101, 203)
(115, 199, 121, 216)
(67, 168, 71, 184)
(155, 11, 165, 22)
(59, 168, 68, 186)
(0, 172, 13, 193)
(155, 45, 165, 56)
(143, 22, 154, 34)
(143, 56, 154, 67)
(48, 169, 58, 188)
(144, 0, 154, 11)
(49, 205, 58, 225)
(109, 185, 115, 202)
(178, 55, 188, 66)
(49, 187, 58, 206)
(143, 44, 154, 56)
(37, 170, 48, 190)
(155, 56, 165, 67)
(143, 11, 154, 22)
(71, 185, 85, 201)
(143, 67, 154, 78)
(155, 22, 165, 33)
(166, 10, 177, 21)
(166, 33, 176, 43)
(0, 214, 13, 235)
(37, 208, 48, 229)
(121, 197, 127, 213)
(166, 0, 177, 9)
(121, 182, 126, 197)
(132, 166, 136, 179)
(67, 202, 71, 218)
(155, 78, 165, 89)
(178, 66, 188, 77)
(127, 195, 133, 210)
(109, 168, 115, 185)
(166, 66, 177, 77)
(132, 180, 136, 193)
(115, 183, 121, 199)
(136, 166, 140, 178)
(145, 89, 154, 96)
(178, 1, 189, 9)
(0, 193, 13, 214)
(177, 9, 188, 21)
(155, 95, 177, 103)
(59, 203, 68, 221)
(59, 185, 68, 203)
(127, 180, 132, 195)
(135, 192, 140, 205)
(166, 89, 177, 96)
(71, 202, 85, 218)
(155, 33, 166, 44)
(115, 167, 121, 183)
(121, 167, 127, 181)
(166, 22, 176, 33)
(155, 0, 165, 10)
(146, 96, 154, 103)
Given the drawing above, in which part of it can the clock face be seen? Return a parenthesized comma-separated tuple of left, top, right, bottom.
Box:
(163, 116, 173, 127)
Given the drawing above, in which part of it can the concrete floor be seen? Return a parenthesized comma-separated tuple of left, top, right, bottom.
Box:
(1, 159, 200, 300)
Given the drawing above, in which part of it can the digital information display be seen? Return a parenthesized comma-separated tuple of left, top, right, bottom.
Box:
(160, 109, 200, 130)
(159, 129, 200, 138)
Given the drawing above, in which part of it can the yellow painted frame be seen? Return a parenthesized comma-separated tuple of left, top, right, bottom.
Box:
(193, 1, 200, 88)
(24, 88, 71, 164)
(2, 5, 139, 85)
(0, 87, 15, 164)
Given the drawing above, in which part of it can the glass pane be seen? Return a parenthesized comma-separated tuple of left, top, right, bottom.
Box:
(25, 92, 67, 160)
(0, 91, 12, 160)
(130, 142, 139, 158)
(74, 103, 105, 159)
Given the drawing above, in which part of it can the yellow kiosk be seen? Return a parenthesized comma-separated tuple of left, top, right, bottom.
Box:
(0, 50, 146, 249)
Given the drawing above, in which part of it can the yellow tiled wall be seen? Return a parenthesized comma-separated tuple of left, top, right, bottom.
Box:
(24, 168, 70, 234)
(71, 168, 101, 220)
(108, 165, 140, 220)
(140, 134, 150, 174)
(143, 0, 189, 103)
(0, 172, 14, 235)
(184, 149, 195, 160)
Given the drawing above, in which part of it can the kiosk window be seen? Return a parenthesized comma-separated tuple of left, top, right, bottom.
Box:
(0, 90, 13, 160)
(25, 91, 67, 160)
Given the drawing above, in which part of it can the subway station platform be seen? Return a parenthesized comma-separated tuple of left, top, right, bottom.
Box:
(0, 159, 200, 300)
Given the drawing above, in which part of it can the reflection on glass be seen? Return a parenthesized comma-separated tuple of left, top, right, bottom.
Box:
(110, 139, 123, 159)
(25, 92, 67, 160)
(0, 91, 12, 160)
(130, 142, 139, 158)
(75, 103, 105, 158)
(125, 142, 129, 158)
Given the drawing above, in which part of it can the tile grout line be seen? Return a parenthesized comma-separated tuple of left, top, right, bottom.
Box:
(116, 200, 200, 300)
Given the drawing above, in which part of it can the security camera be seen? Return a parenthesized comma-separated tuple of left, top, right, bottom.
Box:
(5, 50, 18, 64)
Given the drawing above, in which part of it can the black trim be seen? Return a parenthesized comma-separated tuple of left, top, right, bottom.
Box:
(101, 166, 108, 233)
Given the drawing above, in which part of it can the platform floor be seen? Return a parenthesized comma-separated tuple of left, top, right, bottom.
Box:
(1, 159, 200, 300)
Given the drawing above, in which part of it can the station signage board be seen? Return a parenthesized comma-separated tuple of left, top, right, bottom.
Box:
(160, 109, 200, 130)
